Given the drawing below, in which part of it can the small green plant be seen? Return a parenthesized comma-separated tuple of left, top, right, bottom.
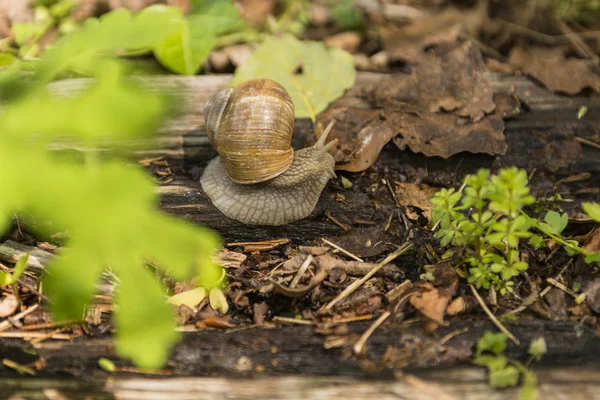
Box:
(431, 168, 535, 294)
(474, 331, 545, 400)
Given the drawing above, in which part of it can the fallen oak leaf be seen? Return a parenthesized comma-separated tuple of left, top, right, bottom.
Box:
(394, 182, 437, 222)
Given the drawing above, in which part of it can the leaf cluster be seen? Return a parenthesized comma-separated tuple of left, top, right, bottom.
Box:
(3, 1, 248, 76)
(474, 331, 545, 400)
(431, 168, 535, 294)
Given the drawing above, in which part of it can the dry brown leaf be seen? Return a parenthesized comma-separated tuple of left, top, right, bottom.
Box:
(0, 294, 19, 318)
(509, 46, 600, 95)
(319, 40, 510, 166)
(394, 182, 437, 222)
(583, 228, 600, 255)
(409, 283, 451, 325)
(446, 295, 478, 316)
(381, 4, 487, 64)
(318, 108, 396, 172)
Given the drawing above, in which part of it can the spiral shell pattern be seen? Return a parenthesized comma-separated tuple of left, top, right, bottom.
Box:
(204, 79, 295, 184)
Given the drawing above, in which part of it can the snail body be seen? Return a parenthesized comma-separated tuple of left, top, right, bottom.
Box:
(200, 78, 337, 226)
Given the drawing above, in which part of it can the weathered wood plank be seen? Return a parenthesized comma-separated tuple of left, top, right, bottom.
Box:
(45, 73, 600, 243)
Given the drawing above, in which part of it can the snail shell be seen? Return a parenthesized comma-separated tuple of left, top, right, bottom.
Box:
(204, 78, 295, 184)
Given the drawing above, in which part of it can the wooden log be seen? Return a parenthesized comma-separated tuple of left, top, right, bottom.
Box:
(46, 73, 600, 243)
(4, 367, 600, 399)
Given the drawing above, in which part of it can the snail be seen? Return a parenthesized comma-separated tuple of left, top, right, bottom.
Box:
(200, 78, 338, 226)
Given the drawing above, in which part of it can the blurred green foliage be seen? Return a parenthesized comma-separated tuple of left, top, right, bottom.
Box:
(232, 34, 356, 120)
(0, 5, 222, 368)
(332, 0, 365, 31)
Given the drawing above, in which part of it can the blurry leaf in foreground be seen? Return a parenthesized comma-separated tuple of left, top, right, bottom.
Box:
(232, 34, 356, 120)
(0, 65, 222, 368)
(153, 18, 216, 75)
(583, 202, 600, 222)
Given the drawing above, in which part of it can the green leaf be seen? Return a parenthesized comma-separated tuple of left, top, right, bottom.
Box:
(528, 235, 545, 250)
(340, 176, 353, 189)
(528, 337, 547, 361)
(232, 34, 356, 120)
(583, 202, 600, 222)
(476, 331, 507, 357)
(489, 364, 520, 388)
(0, 253, 29, 286)
(153, 18, 216, 75)
(98, 357, 116, 372)
(0, 53, 17, 67)
(543, 211, 568, 235)
(114, 263, 181, 369)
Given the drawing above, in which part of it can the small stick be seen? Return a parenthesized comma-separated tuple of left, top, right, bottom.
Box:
(0, 331, 71, 340)
(325, 212, 350, 232)
(272, 316, 313, 325)
(575, 136, 600, 151)
(385, 210, 394, 231)
(333, 314, 374, 324)
(324, 243, 413, 310)
(20, 319, 84, 331)
(289, 255, 313, 289)
(29, 328, 64, 346)
(321, 238, 364, 262)
(470, 284, 519, 345)
(353, 311, 391, 354)
(0, 304, 39, 332)
(354, 219, 376, 226)
(384, 178, 399, 207)
(547, 278, 581, 300)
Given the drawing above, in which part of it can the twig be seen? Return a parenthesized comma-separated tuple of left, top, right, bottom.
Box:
(353, 311, 391, 354)
(290, 255, 313, 289)
(20, 319, 84, 331)
(547, 278, 585, 303)
(321, 238, 364, 262)
(324, 243, 413, 310)
(333, 314, 374, 324)
(29, 328, 64, 346)
(0, 304, 39, 332)
(272, 316, 314, 325)
(384, 177, 399, 207)
(385, 210, 394, 231)
(470, 284, 519, 345)
(575, 136, 600, 151)
(556, 19, 599, 64)
(0, 331, 71, 340)
(438, 327, 469, 346)
(325, 212, 350, 232)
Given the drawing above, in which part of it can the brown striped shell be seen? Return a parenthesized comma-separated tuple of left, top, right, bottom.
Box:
(204, 78, 295, 184)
